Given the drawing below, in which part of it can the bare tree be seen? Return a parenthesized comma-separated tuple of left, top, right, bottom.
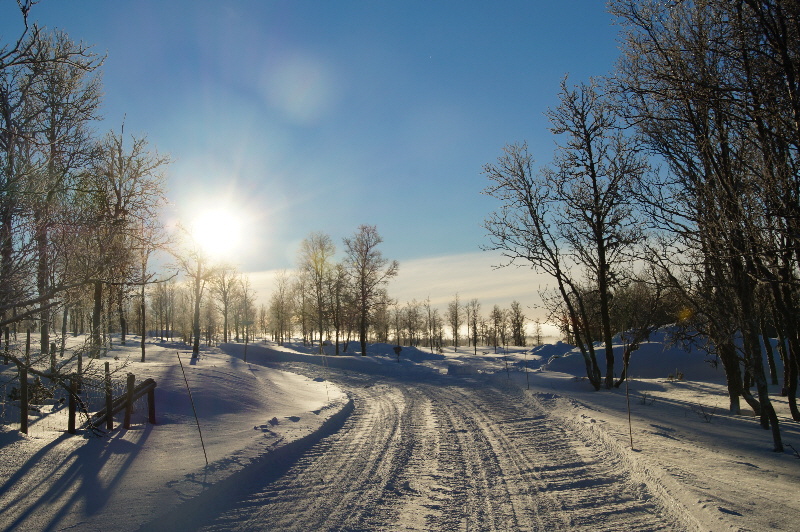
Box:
(238, 273, 256, 359)
(546, 77, 646, 387)
(466, 298, 481, 354)
(328, 262, 350, 354)
(422, 296, 440, 353)
(269, 270, 293, 345)
(611, 0, 789, 449)
(508, 300, 526, 347)
(25, 31, 103, 355)
(173, 235, 216, 358)
(343, 225, 398, 356)
(298, 231, 335, 353)
(447, 292, 462, 351)
(483, 143, 601, 389)
(404, 299, 422, 347)
(0, 19, 104, 343)
(83, 129, 169, 355)
(483, 76, 645, 388)
(211, 263, 238, 343)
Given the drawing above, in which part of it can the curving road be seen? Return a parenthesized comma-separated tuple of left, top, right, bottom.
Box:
(198, 364, 684, 531)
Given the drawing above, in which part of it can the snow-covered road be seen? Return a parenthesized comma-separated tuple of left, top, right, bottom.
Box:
(163, 365, 683, 531)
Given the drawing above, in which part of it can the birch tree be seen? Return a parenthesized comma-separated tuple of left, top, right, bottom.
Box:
(343, 225, 398, 356)
(298, 231, 335, 353)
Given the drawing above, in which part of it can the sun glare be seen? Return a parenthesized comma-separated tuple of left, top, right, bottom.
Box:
(190, 208, 244, 259)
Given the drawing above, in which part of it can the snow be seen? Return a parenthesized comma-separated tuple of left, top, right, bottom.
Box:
(0, 331, 798, 530)
(0, 340, 348, 531)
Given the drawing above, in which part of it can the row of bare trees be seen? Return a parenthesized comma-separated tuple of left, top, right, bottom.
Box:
(145, 265, 259, 350)
(266, 225, 398, 356)
(484, 0, 799, 451)
(269, 226, 540, 356)
(441, 296, 527, 353)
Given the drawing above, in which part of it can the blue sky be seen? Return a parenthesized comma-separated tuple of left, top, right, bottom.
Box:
(1, 1, 621, 317)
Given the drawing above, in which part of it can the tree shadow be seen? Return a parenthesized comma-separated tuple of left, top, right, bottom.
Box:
(0, 420, 152, 531)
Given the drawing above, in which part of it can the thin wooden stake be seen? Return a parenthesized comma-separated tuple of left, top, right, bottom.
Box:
(177, 351, 208, 466)
(624, 337, 634, 450)
(68, 375, 77, 434)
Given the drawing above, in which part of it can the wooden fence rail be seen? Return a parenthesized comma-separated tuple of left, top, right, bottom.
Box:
(84, 375, 157, 433)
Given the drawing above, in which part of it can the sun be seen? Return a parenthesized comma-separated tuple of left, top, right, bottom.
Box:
(189, 208, 244, 259)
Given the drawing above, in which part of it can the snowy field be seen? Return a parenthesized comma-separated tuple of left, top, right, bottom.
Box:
(0, 332, 798, 530)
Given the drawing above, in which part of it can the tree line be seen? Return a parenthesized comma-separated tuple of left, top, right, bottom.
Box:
(483, 0, 800, 452)
(267, 260, 533, 357)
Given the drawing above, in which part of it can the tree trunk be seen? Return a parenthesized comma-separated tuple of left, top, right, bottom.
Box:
(91, 280, 103, 356)
(359, 308, 368, 356)
(192, 293, 201, 357)
(760, 316, 779, 385)
(718, 341, 745, 414)
(784, 335, 800, 421)
(118, 287, 127, 345)
(598, 259, 615, 389)
(192, 269, 202, 357)
(223, 303, 228, 343)
(35, 212, 50, 356)
(59, 305, 68, 359)
(140, 288, 146, 362)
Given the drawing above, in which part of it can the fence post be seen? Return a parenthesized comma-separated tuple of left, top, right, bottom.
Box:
(77, 352, 83, 395)
(68, 375, 77, 434)
(123, 373, 135, 429)
(105, 362, 113, 430)
(19, 363, 27, 435)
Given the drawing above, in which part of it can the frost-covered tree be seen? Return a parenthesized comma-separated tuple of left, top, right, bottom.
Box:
(269, 270, 293, 346)
(173, 236, 216, 358)
(298, 231, 335, 353)
(211, 263, 238, 343)
(343, 225, 398, 356)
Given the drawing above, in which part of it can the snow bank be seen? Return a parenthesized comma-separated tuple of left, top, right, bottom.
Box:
(538, 327, 785, 382)
(0, 339, 349, 532)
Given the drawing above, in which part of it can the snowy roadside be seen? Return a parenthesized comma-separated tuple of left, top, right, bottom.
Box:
(0, 339, 348, 532)
(517, 371, 800, 532)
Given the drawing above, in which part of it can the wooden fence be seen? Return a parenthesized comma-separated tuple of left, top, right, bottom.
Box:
(8, 364, 157, 435)
(86, 374, 157, 432)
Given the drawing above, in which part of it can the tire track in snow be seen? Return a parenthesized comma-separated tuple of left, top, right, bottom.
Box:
(420, 380, 678, 530)
(196, 368, 683, 531)
(198, 381, 410, 531)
